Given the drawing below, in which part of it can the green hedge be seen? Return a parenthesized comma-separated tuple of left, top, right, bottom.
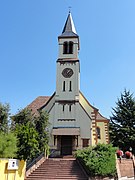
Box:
(75, 144, 117, 177)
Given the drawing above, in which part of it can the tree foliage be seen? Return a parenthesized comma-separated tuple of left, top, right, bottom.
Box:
(35, 110, 49, 153)
(0, 102, 17, 158)
(15, 122, 39, 160)
(110, 89, 135, 154)
(0, 132, 17, 158)
(0, 102, 10, 133)
(75, 144, 117, 177)
(12, 108, 49, 160)
(11, 108, 34, 128)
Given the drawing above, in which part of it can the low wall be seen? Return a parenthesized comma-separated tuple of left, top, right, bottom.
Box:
(26, 156, 45, 177)
(117, 158, 135, 179)
(0, 158, 26, 180)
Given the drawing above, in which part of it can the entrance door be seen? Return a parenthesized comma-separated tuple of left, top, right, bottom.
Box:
(61, 136, 72, 155)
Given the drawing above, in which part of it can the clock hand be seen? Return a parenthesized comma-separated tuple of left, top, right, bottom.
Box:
(67, 70, 70, 74)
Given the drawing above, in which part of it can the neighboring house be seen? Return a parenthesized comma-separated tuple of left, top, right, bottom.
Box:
(28, 12, 109, 156)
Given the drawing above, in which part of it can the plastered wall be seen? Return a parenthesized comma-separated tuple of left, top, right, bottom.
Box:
(0, 159, 26, 180)
(96, 122, 107, 144)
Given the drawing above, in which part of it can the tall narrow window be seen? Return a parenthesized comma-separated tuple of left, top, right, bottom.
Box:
(69, 81, 72, 91)
(63, 81, 65, 91)
(69, 41, 73, 54)
(76, 136, 78, 147)
(63, 41, 68, 54)
(63, 105, 65, 112)
(54, 135, 56, 146)
(96, 127, 101, 139)
(69, 104, 72, 112)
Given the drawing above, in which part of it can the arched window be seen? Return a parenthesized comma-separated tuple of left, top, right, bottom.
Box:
(96, 127, 101, 139)
(63, 41, 68, 54)
(69, 41, 73, 54)
(63, 41, 73, 54)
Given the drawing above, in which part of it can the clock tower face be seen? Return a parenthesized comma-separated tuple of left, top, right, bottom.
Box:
(62, 68, 74, 78)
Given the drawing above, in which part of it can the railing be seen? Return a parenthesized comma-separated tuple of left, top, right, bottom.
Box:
(132, 155, 135, 179)
(26, 152, 44, 171)
(77, 158, 90, 175)
(49, 149, 58, 157)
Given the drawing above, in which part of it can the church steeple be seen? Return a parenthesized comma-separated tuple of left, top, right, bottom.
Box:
(56, 12, 80, 102)
(60, 12, 78, 37)
(58, 12, 80, 60)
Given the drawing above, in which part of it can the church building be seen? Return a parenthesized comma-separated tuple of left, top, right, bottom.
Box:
(28, 12, 109, 156)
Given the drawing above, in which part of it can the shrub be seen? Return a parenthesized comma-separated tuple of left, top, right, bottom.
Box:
(75, 144, 117, 177)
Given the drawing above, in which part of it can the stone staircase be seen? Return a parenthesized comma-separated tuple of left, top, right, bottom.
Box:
(117, 159, 134, 179)
(25, 158, 88, 180)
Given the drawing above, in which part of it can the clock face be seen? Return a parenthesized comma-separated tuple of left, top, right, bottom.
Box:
(62, 68, 74, 78)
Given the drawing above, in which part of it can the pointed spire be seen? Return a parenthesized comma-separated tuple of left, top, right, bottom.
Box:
(59, 12, 78, 37)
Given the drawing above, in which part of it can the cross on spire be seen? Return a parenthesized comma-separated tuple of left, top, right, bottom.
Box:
(68, 6, 72, 13)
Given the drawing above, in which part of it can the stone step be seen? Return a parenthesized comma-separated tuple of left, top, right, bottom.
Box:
(30, 172, 86, 175)
(26, 177, 88, 180)
(28, 175, 86, 178)
(26, 158, 88, 180)
(26, 178, 87, 180)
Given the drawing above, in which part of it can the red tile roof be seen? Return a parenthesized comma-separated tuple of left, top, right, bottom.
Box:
(27, 96, 50, 115)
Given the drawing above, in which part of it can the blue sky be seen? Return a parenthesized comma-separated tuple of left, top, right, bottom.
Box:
(0, 0, 135, 118)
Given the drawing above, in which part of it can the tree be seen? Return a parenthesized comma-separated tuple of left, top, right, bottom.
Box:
(35, 110, 50, 153)
(12, 108, 49, 160)
(12, 108, 39, 160)
(0, 132, 17, 158)
(0, 102, 10, 133)
(15, 122, 39, 160)
(11, 108, 34, 127)
(0, 102, 17, 158)
(110, 89, 135, 154)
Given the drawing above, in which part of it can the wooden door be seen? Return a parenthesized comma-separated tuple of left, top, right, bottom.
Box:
(61, 136, 72, 155)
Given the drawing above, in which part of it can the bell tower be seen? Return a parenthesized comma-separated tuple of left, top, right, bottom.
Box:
(55, 12, 80, 102)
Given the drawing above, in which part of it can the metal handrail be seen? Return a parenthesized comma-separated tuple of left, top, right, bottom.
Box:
(26, 152, 44, 171)
(76, 157, 90, 176)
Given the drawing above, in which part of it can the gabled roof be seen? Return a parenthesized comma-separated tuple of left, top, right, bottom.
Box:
(79, 91, 99, 111)
(27, 92, 108, 122)
(96, 112, 109, 122)
(59, 12, 78, 38)
(79, 91, 108, 121)
(27, 96, 50, 115)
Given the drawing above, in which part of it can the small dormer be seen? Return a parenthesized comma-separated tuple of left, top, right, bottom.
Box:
(58, 12, 80, 60)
